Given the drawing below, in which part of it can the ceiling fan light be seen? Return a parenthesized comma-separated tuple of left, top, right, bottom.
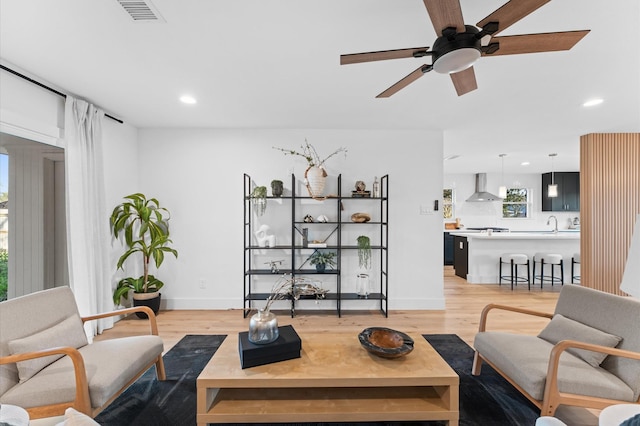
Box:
(548, 184, 558, 198)
(433, 48, 480, 74)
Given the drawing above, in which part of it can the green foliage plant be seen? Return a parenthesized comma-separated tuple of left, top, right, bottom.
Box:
(357, 235, 371, 269)
(250, 186, 268, 216)
(0, 249, 7, 301)
(250, 186, 267, 199)
(110, 193, 178, 304)
(308, 251, 337, 269)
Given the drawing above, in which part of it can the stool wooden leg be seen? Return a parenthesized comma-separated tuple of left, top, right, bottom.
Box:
(560, 260, 564, 285)
(527, 260, 531, 290)
(499, 258, 503, 285)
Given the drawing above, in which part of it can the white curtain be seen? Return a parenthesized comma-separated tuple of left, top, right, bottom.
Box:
(64, 96, 113, 339)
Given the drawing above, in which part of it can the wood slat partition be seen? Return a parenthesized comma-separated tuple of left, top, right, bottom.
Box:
(580, 133, 640, 295)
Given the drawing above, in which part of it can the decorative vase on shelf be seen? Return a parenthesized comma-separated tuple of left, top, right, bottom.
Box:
(248, 309, 279, 344)
(305, 166, 326, 198)
(271, 180, 283, 197)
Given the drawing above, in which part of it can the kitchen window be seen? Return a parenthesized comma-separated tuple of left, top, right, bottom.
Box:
(443, 188, 454, 219)
(502, 188, 530, 218)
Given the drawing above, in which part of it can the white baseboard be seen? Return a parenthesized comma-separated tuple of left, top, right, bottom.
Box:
(161, 297, 446, 311)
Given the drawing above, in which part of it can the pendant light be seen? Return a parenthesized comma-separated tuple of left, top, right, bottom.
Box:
(548, 153, 558, 198)
(498, 154, 507, 198)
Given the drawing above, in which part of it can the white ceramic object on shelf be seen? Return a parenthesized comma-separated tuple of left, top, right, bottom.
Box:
(304, 166, 326, 197)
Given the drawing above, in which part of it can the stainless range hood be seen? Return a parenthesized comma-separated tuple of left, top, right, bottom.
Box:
(466, 173, 502, 202)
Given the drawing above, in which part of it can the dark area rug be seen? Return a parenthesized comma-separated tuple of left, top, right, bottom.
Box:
(95, 334, 539, 426)
(95, 334, 226, 426)
(423, 334, 540, 426)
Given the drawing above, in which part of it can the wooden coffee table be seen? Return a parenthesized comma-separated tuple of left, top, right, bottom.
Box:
(196, 332, 459, 425)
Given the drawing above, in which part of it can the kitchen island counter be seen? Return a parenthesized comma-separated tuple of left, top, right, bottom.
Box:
(450, 231, 580, 284)
(450, 231, 579, 240)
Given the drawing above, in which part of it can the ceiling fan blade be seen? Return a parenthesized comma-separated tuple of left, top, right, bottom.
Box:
(450, 67, 477, 96)
(340, 47, 430, 65)
(482, 30, 590, 56)
(423, 0, 465, 36)
(477, 0, 550, 36)
(376, 65, 428, 98)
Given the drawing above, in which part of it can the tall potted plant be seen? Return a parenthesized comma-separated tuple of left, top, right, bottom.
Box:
(110, 193, 178, 317)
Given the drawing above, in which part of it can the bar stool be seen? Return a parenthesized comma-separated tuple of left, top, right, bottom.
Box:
(533, 253, 564, 287)
(499, 254, 531, 290)
(571, 253, 581, 283)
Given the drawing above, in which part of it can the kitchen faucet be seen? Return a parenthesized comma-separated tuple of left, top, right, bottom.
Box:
(547, 215, 558, 233)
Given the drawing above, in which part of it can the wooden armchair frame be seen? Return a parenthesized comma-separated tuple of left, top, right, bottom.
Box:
(472, 303, 640, 416)
(0, 306, 166, 419)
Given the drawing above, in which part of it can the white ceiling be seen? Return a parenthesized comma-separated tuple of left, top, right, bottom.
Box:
(1, 0, 639, 174)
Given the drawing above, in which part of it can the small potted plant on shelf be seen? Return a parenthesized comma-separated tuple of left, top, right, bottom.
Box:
(308, 250, 337, 273)
(357, 235, 371, 269)
(251, 185, 268, 216)
(110, 193, 178, 318)
(273, 139, 347, 198)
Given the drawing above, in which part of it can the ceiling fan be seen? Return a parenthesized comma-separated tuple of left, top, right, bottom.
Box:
(340, 0, 590, 97)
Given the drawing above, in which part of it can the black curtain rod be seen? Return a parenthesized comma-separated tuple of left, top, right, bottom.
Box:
(0, 64, 123, 124)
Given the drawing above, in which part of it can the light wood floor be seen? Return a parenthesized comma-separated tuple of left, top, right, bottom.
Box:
(96, 267, 598, 425)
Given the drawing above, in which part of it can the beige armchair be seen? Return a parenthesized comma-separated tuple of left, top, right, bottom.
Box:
(472, 285, 640, 416)
(0, 287, 165, 419)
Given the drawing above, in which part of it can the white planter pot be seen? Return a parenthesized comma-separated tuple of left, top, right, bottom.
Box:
(305, 166, 326, 197)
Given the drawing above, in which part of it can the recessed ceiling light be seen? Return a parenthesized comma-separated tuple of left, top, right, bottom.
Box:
(582, 98, 603, 107)
(521, 161, 530, 166)
(180, 95, 197, 104)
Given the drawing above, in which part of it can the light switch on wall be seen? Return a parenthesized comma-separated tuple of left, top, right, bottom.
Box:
(419, 205, 434, 215)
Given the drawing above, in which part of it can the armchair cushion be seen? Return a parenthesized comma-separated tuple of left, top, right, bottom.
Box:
(1, 335, 163, 409)
(8, 314, 88, 382)
(474, 332, 634, 402)
(537, 314, 622, 367)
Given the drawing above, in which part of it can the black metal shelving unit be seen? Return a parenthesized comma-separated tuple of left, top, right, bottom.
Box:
(243, 173, 388, 317)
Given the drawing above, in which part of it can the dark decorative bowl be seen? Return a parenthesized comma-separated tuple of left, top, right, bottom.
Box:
(358, 327, 414, 358)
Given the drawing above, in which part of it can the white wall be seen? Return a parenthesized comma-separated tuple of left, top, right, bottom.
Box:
(1, 65, 448, 311)
(137, 128, 446, 311)
(444, 172, 580, 231)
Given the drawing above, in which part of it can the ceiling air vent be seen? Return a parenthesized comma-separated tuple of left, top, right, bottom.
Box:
(116, 0, 165, 22)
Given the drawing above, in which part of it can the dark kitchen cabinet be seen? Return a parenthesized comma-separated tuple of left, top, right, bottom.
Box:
(542, 172, 580, 212)
(453, 235, 468, 279)
(444, 232, 454, 265)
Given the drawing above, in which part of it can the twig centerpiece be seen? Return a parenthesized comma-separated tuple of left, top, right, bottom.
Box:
(249, 274, 328, 344)
(273, 140, 347, 199)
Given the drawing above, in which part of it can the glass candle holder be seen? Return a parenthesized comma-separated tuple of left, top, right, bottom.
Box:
(356, 273, 370, 298)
